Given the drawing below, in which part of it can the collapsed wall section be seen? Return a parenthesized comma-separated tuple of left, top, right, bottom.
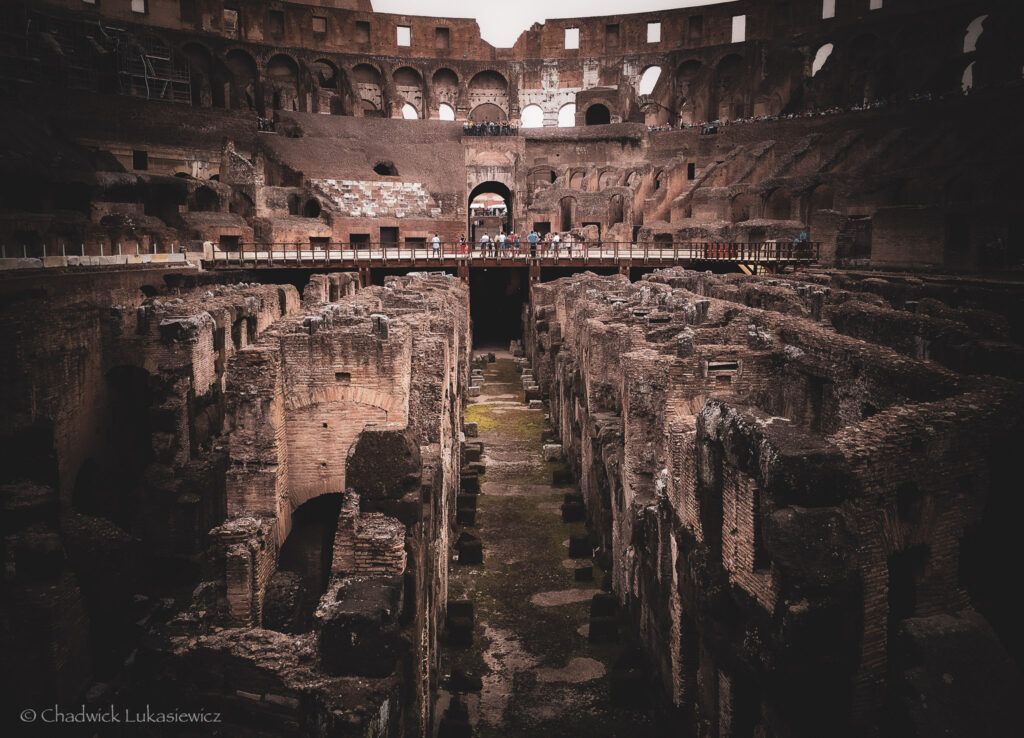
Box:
(145, 272, 470, 737)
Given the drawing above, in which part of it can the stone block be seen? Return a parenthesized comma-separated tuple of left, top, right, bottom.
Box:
(467, 386, 481, 397)
(568, 535, 592, 559)
(525, 387, 542, 402)
(561, 501, 586, 522)
(552, 468, 574, 485)
(460, 472, 479, 493)
(456, 507, 476, 526)
(463, 442, 483, 462)
(529, 399, 544, 410)
(456, 493, 478, 511)
(318, 576, 406, 677)
(542, 444, 563, 461)
(446, 616, 473, 648)
(464, 422, 479, 438)
(455, 532, 482, 565)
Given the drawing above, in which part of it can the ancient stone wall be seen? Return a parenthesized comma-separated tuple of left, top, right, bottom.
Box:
(141, 271, 470, 736)
(523, 268, 1023, 736)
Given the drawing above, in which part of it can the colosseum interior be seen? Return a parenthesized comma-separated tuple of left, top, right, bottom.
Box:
(1, 0, 1022, 736)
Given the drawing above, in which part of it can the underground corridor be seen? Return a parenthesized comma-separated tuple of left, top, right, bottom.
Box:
(435, 351, 674, 738)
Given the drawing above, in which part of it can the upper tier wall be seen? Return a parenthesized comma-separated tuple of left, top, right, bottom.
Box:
(30, 0, 996, 61)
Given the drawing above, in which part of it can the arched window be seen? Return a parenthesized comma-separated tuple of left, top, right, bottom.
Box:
(438, 103, 455, 120)
(520, 104, 544, 128)
(961, 61, 975, 93)
(402, 103, 419, 119)
(812, 43, 834, 76)
(557, 103, 576, 127)
(964, 15, 987, 54)
(638, 66, 662, 95)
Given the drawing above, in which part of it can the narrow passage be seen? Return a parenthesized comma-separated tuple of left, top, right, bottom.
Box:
(436, 352, 670, 737)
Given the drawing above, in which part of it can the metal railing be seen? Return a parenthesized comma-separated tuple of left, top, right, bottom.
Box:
(205, 241, 820, 267)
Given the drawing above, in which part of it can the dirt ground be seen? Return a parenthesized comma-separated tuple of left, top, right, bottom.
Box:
(436, 354, 673, 737)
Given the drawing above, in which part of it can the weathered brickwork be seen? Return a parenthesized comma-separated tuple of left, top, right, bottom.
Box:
(524, 268, 1023, 737)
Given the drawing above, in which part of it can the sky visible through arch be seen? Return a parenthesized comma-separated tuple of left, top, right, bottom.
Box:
(373, 0, 737, 48)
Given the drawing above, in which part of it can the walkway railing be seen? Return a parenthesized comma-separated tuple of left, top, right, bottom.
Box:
(205, 241, 819, 268)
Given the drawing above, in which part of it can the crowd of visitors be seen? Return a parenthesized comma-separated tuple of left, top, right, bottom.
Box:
(423, 230, 600, 258)
(463, 121, 519, 136)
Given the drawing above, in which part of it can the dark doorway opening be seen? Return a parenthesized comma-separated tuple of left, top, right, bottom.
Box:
(469, 181, 513, 243)
(470, 268, 528, 345)
(585, 104, 611, 125)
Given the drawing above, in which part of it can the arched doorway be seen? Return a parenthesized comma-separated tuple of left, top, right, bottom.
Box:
(469, 102, 507, 123)
(468, 180, 513, 244)
(585, 104, 611, 125)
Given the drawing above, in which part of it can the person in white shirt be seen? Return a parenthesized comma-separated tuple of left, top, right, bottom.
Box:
(498, 232, 506, 253)
(431, 234, 441, 258)
(552, 232, 560, 256)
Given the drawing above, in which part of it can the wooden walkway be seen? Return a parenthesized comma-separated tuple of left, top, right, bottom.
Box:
(204, 242, 819, 281)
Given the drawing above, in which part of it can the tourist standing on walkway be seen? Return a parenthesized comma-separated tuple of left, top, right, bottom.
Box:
(431, 233, 441, 258)
(498, 232, 506, 254)
(552, 232, 561, 257)
(527, 230, 538, 256)
(459, 234, 468, 256)
(480, 232, 489, 255)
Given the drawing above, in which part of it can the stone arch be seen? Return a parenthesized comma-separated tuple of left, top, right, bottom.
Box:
(961, 61, 975, 92)
(559, 196, 578, 231)
(599, 170, 619, 188)
(765, 188, 793, 220)
(521, 104, 544, 128)
(528, 166, 557, 191)
(585, 103, 611, 125)
(469, 102, 506, 123)
(812, 43, 835, 77)
(569, 171, 586, 190)
(847, 33, 891, 102)
(303, 199, 322, 218)
(715, 54, 745, 120)
(432, 67, 459, 109)
(731, 192, 754, 222)
(393, 66, 424, 117)
(312, 58, 339, 90)
(468, 70, 509, 115)
(809, 183, 835, 213)
(190, 186, 220, 212)
(311, 58, 349, 115)
(267, 53, 300, 112)
(468, 180, 513, 236)
(638, 65, 662, 96)
(352, 63, 384, 116)
(230, 190, 254, 219)
(438, 103, 455, 120)
(182, 42, 216, 108)
(224, 48, 259, 111)
(964, 15, 987, 54)
(676, 59, 703, 82)
(558, 103, 576, 127)
(609, 194, 625, 225)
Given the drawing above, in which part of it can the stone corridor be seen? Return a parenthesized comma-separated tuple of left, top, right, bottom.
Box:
(436, 353, 672, 737)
